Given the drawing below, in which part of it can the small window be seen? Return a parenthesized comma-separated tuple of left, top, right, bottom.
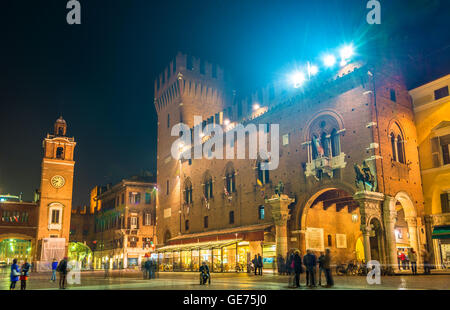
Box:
(167, 114, 170, 128)
(145, 213, 152, 226)
(390, 89, 396, 102)
(229, 211, 234, 224)
(130, 217, 138, 227)
(145, 192, 151, 204)
(204, 216, 208, 228)
(56, 147, 64, 159)
(282, 134, 289, 146)
(166, 180, 170, 196)
(434, 86, 449, 100)
(258, 205, 265, 220)
(185, 220, 189, 231)
(327, 235, 332, 246)
(51, 209, 60, 224)
(258, 161, 270, 184)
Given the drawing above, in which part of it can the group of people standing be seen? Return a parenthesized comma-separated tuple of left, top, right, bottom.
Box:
(278, 248, 334, 288)
(398, 248, 432, 275)
(142, 258, 157, 279)
(9, 259, 31, 290)
(251, 254, 263, 275)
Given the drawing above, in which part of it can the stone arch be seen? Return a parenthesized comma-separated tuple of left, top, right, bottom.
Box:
(303, 109, 345, 142)
(394, 191, 417, 219)
(296, 181, 356, 230)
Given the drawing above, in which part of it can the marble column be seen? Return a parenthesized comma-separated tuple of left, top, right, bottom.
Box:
(265, 194, 295, 259)
(353, 191, 385, 264)
(383, 196, 399, 272)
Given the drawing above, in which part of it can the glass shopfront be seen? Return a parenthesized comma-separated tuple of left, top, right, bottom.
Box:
(157, 240, 271, 273)
(262, 243, 276, 270)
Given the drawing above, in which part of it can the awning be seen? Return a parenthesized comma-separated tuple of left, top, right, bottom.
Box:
(156, 239, 243, 253)
(432, 225, 450, 239)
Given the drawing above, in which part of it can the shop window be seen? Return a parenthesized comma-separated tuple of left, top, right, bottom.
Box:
(229, 211, 234, 224)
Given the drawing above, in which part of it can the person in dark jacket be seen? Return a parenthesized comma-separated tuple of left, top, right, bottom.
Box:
(277, 255, 285, 275)
(303, 250, 317, 287)
(199, 261, 210, 285)
(318, 252, 325, 286)
(286, 251, 294, 275)
(293, 251, 303, 288)
(57, 257, 69, 289)
(252, 255, 258, 275)
(20, 259, 31, 290)
(257, 254, 263, 276)
(323, 249, 334, 287)
(10, 258, 20, 290)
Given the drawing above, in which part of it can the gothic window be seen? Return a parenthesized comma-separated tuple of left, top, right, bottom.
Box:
(203, 173, 213, 199)
(184, 178, 193, 204)
(225, 163, 236, 193)
(389, 122, 406, 164)
(56, 147, 64, 159)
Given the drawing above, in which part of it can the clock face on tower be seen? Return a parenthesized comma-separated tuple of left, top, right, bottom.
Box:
(51, 175, 65, 189)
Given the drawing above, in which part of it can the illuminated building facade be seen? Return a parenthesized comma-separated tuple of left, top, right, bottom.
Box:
(410, 74, 450, 269)
(154, 52, 426, 272)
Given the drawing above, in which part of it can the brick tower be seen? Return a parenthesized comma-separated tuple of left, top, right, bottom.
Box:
(36, 116, 77, 265)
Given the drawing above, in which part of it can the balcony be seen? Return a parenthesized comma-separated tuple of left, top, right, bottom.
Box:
(305, 153, 347, 178)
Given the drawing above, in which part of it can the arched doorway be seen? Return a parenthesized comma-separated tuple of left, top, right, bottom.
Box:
(300, 188, 363, 264)
(393, 192, 420, 270)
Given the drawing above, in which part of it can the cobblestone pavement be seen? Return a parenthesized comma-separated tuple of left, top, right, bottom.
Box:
(1, 268, 450, 290)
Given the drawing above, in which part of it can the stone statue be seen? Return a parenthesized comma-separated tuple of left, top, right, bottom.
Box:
(274, 181, 285, 196)
(354, 160, 376, 191)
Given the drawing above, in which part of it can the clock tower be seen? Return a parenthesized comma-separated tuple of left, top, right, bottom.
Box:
(36, 117, 77, 263)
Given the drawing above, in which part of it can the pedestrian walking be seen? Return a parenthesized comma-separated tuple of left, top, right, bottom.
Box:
(303, 250, 317, 288)
(400, 251, 406, 270)
(199, 261, 210, 285)
(323, 249, 334, 288)
(293, 251, 303, 288)
(252, 255, 258, 275)
(257, 254, 263, 276)
(317, 252, 325, 286)
(51, 258, 58, 282)
(20, 259, 31, 290)
(10, 258, 20, 290)
(423, 248, 431, 275)
(57, 257, 69, 289)
(104, 260, 110, 278)
(410, 249, 418, 275)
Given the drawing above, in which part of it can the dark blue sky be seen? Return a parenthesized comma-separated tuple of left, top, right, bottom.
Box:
(1, 0, 449, 206)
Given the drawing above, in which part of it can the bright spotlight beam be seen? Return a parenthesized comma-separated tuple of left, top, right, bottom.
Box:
(290, 71, 306, 88)
(340, 45, 354, 60)
(323, 55, 336, 67)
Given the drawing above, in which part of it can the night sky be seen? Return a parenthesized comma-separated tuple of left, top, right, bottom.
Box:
(1, 0, 449, 207)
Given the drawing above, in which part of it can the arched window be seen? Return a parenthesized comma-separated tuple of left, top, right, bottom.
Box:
(389, 122, 406, 164)
(56, 147, 64, 159)
(390, 133, 397, 162)
(331, 129, 341, 156)
(203, 172, 213, 199)
(257, 161, 270, 184)
(225, 163, 236, 193)
(397, 134, 405, 164)
(184, 178, 193, 204)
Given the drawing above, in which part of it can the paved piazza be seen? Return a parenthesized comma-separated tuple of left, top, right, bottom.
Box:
(1, 269, 449, 290)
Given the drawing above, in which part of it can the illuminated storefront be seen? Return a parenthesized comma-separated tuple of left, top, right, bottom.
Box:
(156, 240, 273, 272)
